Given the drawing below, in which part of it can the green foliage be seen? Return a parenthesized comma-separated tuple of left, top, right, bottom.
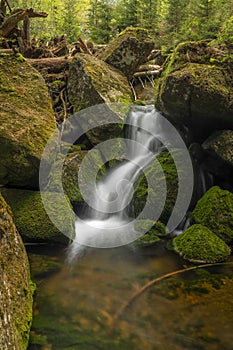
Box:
(10, 0, 233, 46)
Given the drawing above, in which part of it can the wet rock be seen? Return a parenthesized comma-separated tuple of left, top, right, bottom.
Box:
(173, 224, 231, 263)
(192, 186, 233, 243)
(1, 188, 75, 244)
(0, 54, 56, 188)
(132, 150, 180, 224)
(134, 220, 166, 247)
(155, 41, 233, 140)
(47, 150, 105, 203)
(100, 27, 154, 79)
(202, 130, 233, 169)
(0, 194, 34, 350)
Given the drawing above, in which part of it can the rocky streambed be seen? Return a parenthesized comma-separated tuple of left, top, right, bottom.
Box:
(0, 27, 233, 349)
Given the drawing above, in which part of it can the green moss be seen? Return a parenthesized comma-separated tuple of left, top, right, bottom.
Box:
(48, 150, 106, 203)
(133, 150, 183, 224)
(1, 188, 75, 244)
(15, 52, 26, 62)
(192, 186, 233, 243)
(0, 54, 56, 188)
(173, 224, 231, 263)
(0, 194, 33, 349)
(134, 220, 166, 247)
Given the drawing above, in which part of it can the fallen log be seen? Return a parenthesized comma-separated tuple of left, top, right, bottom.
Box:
(0, 8, 47, 37)
(27, 57, 70, 74)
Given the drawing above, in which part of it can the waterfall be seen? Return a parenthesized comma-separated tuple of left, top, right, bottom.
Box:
(68, 105, 193, 259)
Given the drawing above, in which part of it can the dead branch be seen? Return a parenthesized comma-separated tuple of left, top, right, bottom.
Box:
(0, 8, 47, 37)
(78, 37, 92, 55)
(109, 261, 233, 332)
(133, 69, 163, 78)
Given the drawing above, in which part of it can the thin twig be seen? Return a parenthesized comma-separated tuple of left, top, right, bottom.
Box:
(109, 261, 233, 332)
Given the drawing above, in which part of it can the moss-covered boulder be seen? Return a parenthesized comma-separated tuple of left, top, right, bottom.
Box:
(192, 186, 233, 243)
(68, 53, 132, 145)
(1, 189, 75, 244)
(68, 53, 132, 111)
(132, 150, 180, 224)
(0, 54, 56, 188)
(100, 27, 154, 79)
(47, 150, 105, 203)
(155, 41, 233, 140)
(134, 220, 166, 247)
(202, 130, 233, 170)
(173, 224, 231, 263)
(0, 194, 34, 349)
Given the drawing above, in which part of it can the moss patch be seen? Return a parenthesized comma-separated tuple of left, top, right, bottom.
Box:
(134, 220, 166, 247)
(173, 224, 231, 263)
(0, 54, 56, 188)
(0, 194, 33, 349)
(192, 186, 233, 243)
(1, 188, 75, 244)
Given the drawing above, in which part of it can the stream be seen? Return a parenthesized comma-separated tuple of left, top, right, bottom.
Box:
(27, 245, 233, 350)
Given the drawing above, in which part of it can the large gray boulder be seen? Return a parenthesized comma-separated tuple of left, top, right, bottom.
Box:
(0, 54, 56, 188)
(155, 41, 233, 140)
(0, 194, 34, 350)
(68, 53, 132, 112)
(100, 27, 154, 79)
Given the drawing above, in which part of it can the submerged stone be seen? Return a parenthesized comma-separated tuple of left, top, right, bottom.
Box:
(1, 188, 75, 244)
(0, 54, 56, 188)
(173, 224, 231, 263)
(0, 194, 34, 349)
(100, 27, 154, 79)
(192, 186, 233, 243)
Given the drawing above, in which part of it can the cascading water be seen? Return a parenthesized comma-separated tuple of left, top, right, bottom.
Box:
(68, 105, 193, 259)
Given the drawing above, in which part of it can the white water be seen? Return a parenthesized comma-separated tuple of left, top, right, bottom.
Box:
(69, 105, 193, 258)
(69, 105, 168, 257)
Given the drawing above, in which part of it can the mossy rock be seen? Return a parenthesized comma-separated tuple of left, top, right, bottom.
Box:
(0, 54, 56, 188)
(192, 186, 233, 243)
(134, 220, 166, 247)
(100, 27, 154, 79)
(132, 150, 182, 224)
(1, 188, 75, 244)
(0, 194, 34, 350)
(68, 53, 132, 145)
(155, 41, 233, 140)
(173, 224, 231, 263)
(48, 150, 105, 203)
(202, 130, 233, 170)
(68, 53, 132, 111)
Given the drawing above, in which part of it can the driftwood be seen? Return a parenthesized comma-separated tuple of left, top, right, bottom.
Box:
(0, 8, 47, 37)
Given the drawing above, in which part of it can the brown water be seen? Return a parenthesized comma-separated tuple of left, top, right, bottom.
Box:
(28, 244, 233, 350)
